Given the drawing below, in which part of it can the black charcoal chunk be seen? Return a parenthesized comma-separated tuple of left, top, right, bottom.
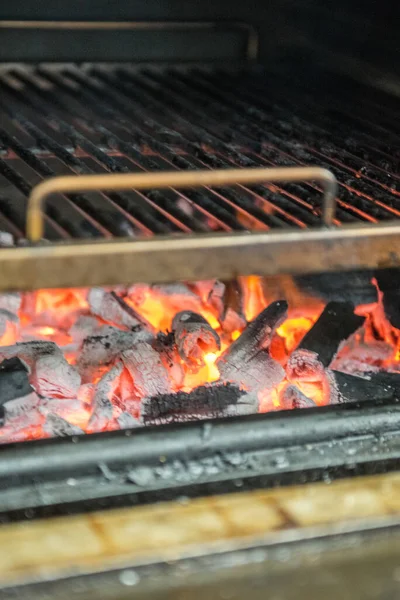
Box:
(0, 358, 33, 404)
(297, 301, 365, 367)
(332, 370, 400, 404)
(142, 383, 258, 425)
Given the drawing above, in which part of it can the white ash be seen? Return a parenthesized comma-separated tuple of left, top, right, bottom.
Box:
(0, 293, 21, 315)
(44, 413, 84, 437)
(4, 391, 40, 420)
(122, 343, 172, 400)
(32, 352, 81, 399)
(117, 412, 141, 429)
(88, 288, 153, 331)
(87, 362, 123, 432)
(78, 325, 153, 383)
(38, 398, 90, 426)
(218, 350, 285, 393)
(280, 385, 317, 410)
(287, 349, 340, 405)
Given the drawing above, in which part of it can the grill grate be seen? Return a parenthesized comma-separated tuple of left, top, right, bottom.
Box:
(0, 64, 399, 241)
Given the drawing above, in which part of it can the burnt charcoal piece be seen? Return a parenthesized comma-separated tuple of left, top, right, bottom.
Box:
(280, 385, 317, 410)
(44, 413, 84, 437)
(0, 358, 33, 404)
(294, 270, 377, 305)
(87, 362, 123, 432)
(78, 325, 153, 382)
(287, 349, 339, 405)
(297, 301, 365, 367)
(332, 370, 400, 404)
(217, 301, 287, 392)
(374, 269, 400, 328)
(88, 288, 154, 332)
(0, 405, 4, 427)
(142, 382, 258, 425)
(381, 291, 400, 329)
(222, 279, 244, 320)
(152, 332, 184, 389)
(4, 391, 40, 419)
(172, 311, 220, 369)
(219, 300, 288, 361)
(122, 343, 172, 399)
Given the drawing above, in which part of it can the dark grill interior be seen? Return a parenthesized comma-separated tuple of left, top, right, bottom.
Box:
(0, 63, 400, 241)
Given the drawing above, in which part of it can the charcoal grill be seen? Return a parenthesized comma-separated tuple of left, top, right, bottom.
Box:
(1, 4, 400, 598)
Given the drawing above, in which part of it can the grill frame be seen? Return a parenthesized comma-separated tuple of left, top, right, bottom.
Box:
(0, 63, 400, 291)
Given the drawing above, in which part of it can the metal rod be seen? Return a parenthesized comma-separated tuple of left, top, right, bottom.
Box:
(0, 20, 259, 61)
(2, 221, 400, 292)
(26, 167, 338, 242)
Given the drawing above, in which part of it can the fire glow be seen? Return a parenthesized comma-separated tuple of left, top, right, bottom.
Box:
(0, 276, 398, 444)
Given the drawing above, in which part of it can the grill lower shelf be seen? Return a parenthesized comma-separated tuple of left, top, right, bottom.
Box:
(0, 63, 400, 241)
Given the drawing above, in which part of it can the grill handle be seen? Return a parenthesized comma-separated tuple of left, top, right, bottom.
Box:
(26, 167, 337, 242)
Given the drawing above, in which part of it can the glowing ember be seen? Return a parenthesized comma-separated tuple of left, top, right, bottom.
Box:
(0, 276, 398, 444)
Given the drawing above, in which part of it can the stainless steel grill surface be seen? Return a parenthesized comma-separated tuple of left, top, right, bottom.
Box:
(0, 64, 400, 241)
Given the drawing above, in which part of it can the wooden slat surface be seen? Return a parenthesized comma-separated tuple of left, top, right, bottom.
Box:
(2, 471, 400, 587)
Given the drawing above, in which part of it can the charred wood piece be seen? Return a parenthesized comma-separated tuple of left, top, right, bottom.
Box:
(87, 362, 123, 432)
(142, 383, 258, 426)
(331, 369, 400, 404)
(219, 300, 288, 362)
(287, 349, 339, 405)
(172, 311, 220, 369)
(88, 288, 154, 332)
(0, 343, 80, 399)
(0, 357, 33, 404)
(78, 325, 153, 382)
(280, 385, 317, 410)
(4, 391, 40, 420)
(44, 414, 84, 437)
(217, 301, 287, 392)
(297, 301, 365, 367)
(152, 332, 184, 389)
(122, 343, 172, 399)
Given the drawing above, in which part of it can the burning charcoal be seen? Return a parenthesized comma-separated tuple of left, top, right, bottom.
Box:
(0, 357, 33, 404)
(0, 293, 21, 314)
(141, 382, 258, 425)
(78, 325, 153, 383)
(172, 311, 220, 369)
(220, 300, 288, 358)
(0, 341, 58, 367)
(32, 351, 81, 399)
(222, 279, 244, 321)
(297, 301, 365, 367)
(217, 301, 287, 392)
(122, 343, 172, 399)
(87, 362, 123, 432)
(117, 411, 141, 429)
(153, 332, 184, 389)
(221, 279, 246, 333)
(38, 398, 91, 429)
(280, 385, 317, 410)
(286, 349, 339, 405)
(206, 280, 225, 320)
(44, 413, 84, 437)
(0, 309, 19, 344)
(88, 288, 154, 332)
(4, 391, 40, 420)
(219, 350, 285, 393)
